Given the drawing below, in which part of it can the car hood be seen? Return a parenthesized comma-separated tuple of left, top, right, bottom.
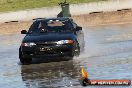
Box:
(23, 33, 76, 42)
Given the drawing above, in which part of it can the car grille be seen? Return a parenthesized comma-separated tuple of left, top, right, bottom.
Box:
(36, 41, 57, 46)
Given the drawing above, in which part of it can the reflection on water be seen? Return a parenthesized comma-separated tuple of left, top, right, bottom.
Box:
(21, 60, 81, 88)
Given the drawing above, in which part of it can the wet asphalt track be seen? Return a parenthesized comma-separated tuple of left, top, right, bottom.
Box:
(1, 23, 132, 88)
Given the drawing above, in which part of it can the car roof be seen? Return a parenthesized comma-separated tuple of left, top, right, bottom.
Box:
(34, 17, 73, 22)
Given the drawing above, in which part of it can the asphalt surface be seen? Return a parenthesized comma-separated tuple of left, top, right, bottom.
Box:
(0, 23, 132, 88)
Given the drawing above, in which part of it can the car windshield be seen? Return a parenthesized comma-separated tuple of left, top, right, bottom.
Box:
(28, 19, 73, 33)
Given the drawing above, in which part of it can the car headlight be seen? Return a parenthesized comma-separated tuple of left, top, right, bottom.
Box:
(21, 42, 36, 47)
(56, 40, 74, 44)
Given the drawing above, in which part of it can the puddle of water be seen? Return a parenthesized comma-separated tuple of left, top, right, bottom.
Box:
(1, 23, 132, 88)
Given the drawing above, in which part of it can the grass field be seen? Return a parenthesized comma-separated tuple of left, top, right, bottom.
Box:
(0, 0, 107, 12)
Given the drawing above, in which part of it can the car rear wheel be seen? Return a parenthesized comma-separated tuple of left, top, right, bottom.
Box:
(19, 49, 32, 65)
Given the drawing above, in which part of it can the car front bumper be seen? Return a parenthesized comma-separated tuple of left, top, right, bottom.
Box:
(21, 44, 74, 58)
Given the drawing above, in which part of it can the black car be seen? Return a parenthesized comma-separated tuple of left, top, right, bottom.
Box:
(19, 17, 84, 64)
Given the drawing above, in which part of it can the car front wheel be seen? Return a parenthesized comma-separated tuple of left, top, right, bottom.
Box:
(19, 48, 32, 65)
(73, 42, 80, 57)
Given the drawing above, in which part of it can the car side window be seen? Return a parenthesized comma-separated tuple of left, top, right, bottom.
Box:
(28, 21, 40, 33)
(64, 20, 73, 30)
(69, 19, 77, 29)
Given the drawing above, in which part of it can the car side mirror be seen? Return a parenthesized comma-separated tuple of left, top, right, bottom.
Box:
(21, 30, 27, 34)
(76, 26, 82, 31)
